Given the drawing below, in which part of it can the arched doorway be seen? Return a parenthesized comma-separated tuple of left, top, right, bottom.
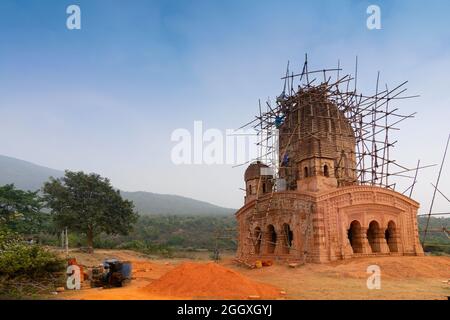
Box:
(304, 167, 309, 178)
(253, 227, 262, 254)
(323, 165, 329, 177)
(266, 225, 277, 254)
(282, 223, 293, 254)
(385, 221, 398, 253)
(367, 221, 381, 253)
(348, 220, 363, 253)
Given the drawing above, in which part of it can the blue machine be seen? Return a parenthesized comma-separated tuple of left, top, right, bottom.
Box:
(100, 259, 132, 287)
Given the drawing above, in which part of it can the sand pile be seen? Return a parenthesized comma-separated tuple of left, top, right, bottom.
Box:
(143, 262, 281, 299)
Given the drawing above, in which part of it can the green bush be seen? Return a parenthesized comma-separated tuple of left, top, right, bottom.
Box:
(116, 240, 174, 257)
(423, 243, 450, 255)
(116, 239, 147, 250)
(0, 229, 65, 277)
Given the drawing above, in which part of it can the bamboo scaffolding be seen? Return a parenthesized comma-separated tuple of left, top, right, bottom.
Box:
(228, 55, 446, 252)
(236, 55, 429, 192)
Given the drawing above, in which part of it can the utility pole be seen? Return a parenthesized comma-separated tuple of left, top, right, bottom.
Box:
(62, 227, 69, 256)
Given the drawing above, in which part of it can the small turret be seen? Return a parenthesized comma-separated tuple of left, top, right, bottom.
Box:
(244, 161, 273, 204)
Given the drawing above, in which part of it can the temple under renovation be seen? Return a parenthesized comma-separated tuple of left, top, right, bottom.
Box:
(235, 57, 424, 263)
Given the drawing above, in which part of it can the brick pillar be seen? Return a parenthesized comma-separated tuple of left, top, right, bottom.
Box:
(391, 232, 403, 254)
(360, 227, 372, 254)
(264, 226, 277, 255)
(377, 230, 390, 254)
(411, 216, 424, 256)
(274, 226, 283, 255)
(248, 231, 255, 255)
(343, 237, 354, 258)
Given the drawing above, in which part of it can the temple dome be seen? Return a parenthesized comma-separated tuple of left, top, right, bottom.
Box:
(278, 86, 357, 188)
(244, 161, 269, 181)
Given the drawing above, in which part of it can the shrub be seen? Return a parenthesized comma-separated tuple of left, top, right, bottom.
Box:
(117, 240, 174, 257)
(116, 239, 147, 250)
(0, 229, 65, 277)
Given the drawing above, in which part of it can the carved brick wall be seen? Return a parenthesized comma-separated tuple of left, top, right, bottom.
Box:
(235, 186, 424, 263)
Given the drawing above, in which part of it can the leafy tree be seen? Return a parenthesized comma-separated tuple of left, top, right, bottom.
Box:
(0, 184, 45, 234)
(43, 171, 138, 252)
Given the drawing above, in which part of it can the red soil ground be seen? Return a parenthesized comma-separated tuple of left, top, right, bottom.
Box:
(58, 250, 450, 300)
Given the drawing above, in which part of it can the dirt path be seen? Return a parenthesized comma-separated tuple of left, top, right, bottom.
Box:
(227, 256, 450, 300)
(58, 250, 450, 300)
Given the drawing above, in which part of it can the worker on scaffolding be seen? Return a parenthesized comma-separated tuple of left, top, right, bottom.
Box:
(281, 153, 289, 167)
(275, 115, 285, 128)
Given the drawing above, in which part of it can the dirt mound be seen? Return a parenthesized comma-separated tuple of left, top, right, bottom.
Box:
(143, 262, 281, 299)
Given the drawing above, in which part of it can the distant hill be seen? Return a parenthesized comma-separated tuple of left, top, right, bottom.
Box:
(121, 191, 234, 216)
(0, 155, 235, 216)
(0, 155, 63, 192)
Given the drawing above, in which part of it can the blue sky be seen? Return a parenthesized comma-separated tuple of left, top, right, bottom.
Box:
(0, 0, 449, 211)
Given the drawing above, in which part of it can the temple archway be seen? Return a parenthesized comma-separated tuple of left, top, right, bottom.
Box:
(323, 164, 329, 177)
(347, 220, 363, 253)
(367, 220, 381, 253)
(266, 224, 277, 254)
(385, 221, 398, 253)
